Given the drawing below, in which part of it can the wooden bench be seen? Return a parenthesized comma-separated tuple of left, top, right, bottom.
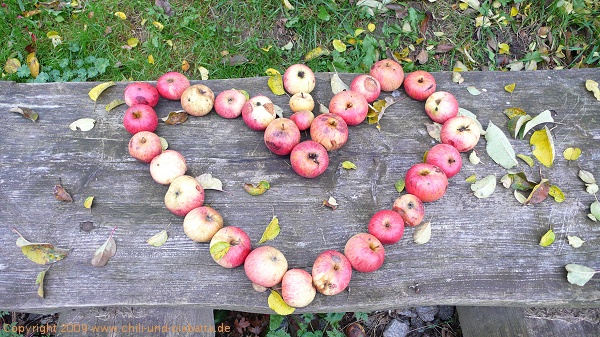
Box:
(1, 69, 599, 335)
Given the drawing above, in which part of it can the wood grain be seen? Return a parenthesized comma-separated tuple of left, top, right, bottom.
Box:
(1, 69, 599, 314)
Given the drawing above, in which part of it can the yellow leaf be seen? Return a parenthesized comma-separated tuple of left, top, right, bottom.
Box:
(539, 229, 555, 247)
(510, 6, 518, 16)
(244, 180, 270, 196)
(36, 270, 46, 298)
(504, 83, 516, 93)
(88, 81, 116, 101)
(209, 241, 230, 260)
(265, 68, 281, 76)
(114, 12, 126, 20)
(354, 28, 366, 37)
(549, 185, 565, 203)
(14, 232, 69, 265)
(258, 216, 280, 244)
(182, 60, 190, 72)
(105, 99, 125, 111)
(148, 54, 155, 64)
(530, 126, 555, 168)
(152, 21, 164, 31)
(147, 230, 168, 247)
(83, 196, 94, 209)
(503, 107, 527, 119)
(4, 58, 21, 74)
(563, 147, 582, 161)
(197, 66, 209, 80)
(331, 73, 349, 94)
(516, 154, 534, 167)
(26, 53, 39, 78)
(261, 45, 273, 52)
(127, 37, 139, 47)
(465, 174, 477, 183)
(585, 79, 600, 101)
(23, 10, 41, 17)
(46, 31, 60, 38)
(342, 161, 357, 170)
(282, 0, 294, 10)
(415, 37, 425, 45)
(268, 290, 295, 315)
(367, 23, 376, 32)
(267, 72, 285, 96)
(498, 43, 510, 55)
(346, 37, 358, 45)
(332, 39, 346, 52)
(459, 2, 469, 10)
(304, 47, 330, 61)
(166, 39, 173, 48)
(141, 18, 147, 26)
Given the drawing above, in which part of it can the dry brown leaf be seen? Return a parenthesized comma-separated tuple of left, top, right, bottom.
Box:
(416, 49, 428, 64)
(10, 107, 38, 122)
(162, 110, 189, 125)
(435, 44, 454, 53)
(54, 184, 73, 202)
(419, 11, 433, 37)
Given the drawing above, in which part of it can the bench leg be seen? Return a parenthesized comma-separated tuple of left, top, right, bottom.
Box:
(457, 306, 529, 337)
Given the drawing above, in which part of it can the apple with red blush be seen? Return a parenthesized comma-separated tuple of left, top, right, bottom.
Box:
(440, 116, 481, 152)
(310, 113, 349, 151)
(344, 233, 385, 273)
(350, 74, 381, 103)
(281, 269, 316, 308)
(312, 250, 352, 296)
(128, 131, 162, 163)
(183, 206, 224, 242)
(424, 91, 459, 124)
(164, 175, 205, 217)
(214, 89, 247, 119)
(290, 140, 329, 178)
(329, 90, 369, 126)
(404, 70, 436, 101)
(124, 82, 159, 107)
(209, 226, 252, 268)
(368, 210, 405, 244)
(392, 194, 425, 227)
(241, 95, 276, 131)
(244, 246, 288, 289)
(123, 104, 159, 135)
(290, 110, 314, 131)
(369, 59, 404, 92)
(150, 150, 187, 185)
(264, 118, 301, 156)
(425, 143, 463, 178)
(405, 163, 448, 202)
(156, 71, 190, 100)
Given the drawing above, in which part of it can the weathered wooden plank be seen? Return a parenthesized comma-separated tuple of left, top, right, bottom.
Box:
(457, 306, 529, 337)
(0, 69, 599, 314)
(56, 306, 215, 337)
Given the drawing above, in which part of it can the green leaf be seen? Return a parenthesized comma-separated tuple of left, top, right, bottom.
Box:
(469, 151, 481, 165)
(354, 312, 369, 323)
(17, 64, 31, 78)
(324, 312, 345, 327)
(590, 201, 600, 221)
(471, 175, 497, 199)
(513, 115, 532, 139)
(318, 6, 330, 21)
(578, 170, 596, 184)
(258, 216, 280, 244)
(517, 154, 534, 167)
(503, 107, 527, 119)
(342, 161, 357, 170)
(565, 264, 596, 286)
(209, 241, 230, 260)
(147, 230, 168, 247)
(567, 235, 585, 248)
(269, 314, 286, 331)
(549, 185, 565, 202)
(539, 229, 555, 247)
(508, 172, 537, 191)
(521, 110, 554, 139)
(244, 180, 270, 196)
(395, 179, 405, 193)
(485, 121, 518, 169)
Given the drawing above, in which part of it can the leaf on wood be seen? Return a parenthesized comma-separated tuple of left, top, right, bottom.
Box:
(565, 264, 597, 286)
(195, 173, 223, 191)
(471, 175, 496, 199)
(369, 97, 396, 125)
(500, 174, 511, 188)
(273, 104, 284, 118)
(503, 107, 527, 119)
(469, 151, 480, 165)
(268, 290, 295, 315)
(521, 110, 554, 139)
(84, 196, 94, 209)
(514, 190, 527, 204)
(304, 47, 330, 61)
(549, 185, 565, 202)
(508, 172, 537, 191)
(563, 147, 581, 161)
(485, 121, 518, 169)
(585, 79, 600, 101)
(69, 118, 96, 131)
(13, 228, 69, 265)
(452, 71, 464, 84)
(91, 228, 117, 267)
(27, 53, 39, 78)
(323, 196, 338, 210)
(586, 184, 599, 195)
(266, 68, 285, 96)
(319, 102, 330, 114)
(210, 241, 230, 260)
(530, 126, 555, 168)
(425, 122, 442, 142)
(539, 229, 555, 247)
(36, 269, 47, 298)
(458, 108, 485, 135)
(105, 99, 125, 111)
(54, 184, 73, 202)
(342, 161, 357, 170)
(590, 201, 600, 221)
(466, 86, 481, 95)
(244, 180, 270, 196)
(332, 39, 347, 52)
(88, 81, 115, 101)
(331, 73, 350, 94)
(10, 107, 38, 122)
(259, 216, 280, 244)
(155, 0, 173, 16)
(567, 236, 584, 248)
(578, 170, 596, 184)
(435, 44, 454, 53)
(525, 179, 550, 205)
(517, 154, 534, 167)
(465, 174, 477, 183)
(504, 83, 516, 93)
(147, 230, 168, 247)
(513, 115, 532, 139)
(159, 137, 168, 150)
(414, 221, 431, 244)
(162, 110, 189, 125)
(395, 179, 405, 193)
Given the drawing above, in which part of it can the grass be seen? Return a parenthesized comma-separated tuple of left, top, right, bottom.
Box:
(1, 0, 598, 84)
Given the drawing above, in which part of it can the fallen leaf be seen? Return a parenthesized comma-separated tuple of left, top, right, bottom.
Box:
(4, 58, 21, 74)
(258, 216, 280, 244)
(147, 230, 168, 247)
(10, 107, 38, 122)
(419, 11, 432, 36)
(304, 47, 330, 61)
(281, 41, 294, 50)
(395, 179, 405, 193)
(27, 53, 39, 78)
(414, 222, 431, 244)
(567, 236, 584, 248)
(159, 137, 168, 150)
(368, 97, 396, 125)
(458, 108, 486, 135)
(435, 44, 454, 53)
(332, 39, 346, 52)
(471, 175, 496, 199)
(508, 172, 537, 191)
(91, 227, 117, 267)
(513, 115, 532, 139)
(425, 122, 442, 142)
(452, 72, 464, 84)
(196, 173, 223, 191)
(503, 107, 527, 119)
(368, 23, 376, 32)
(590, 201, 600, 221)
(221, 55, 248, 66)
(578, 170, 596, 184)
(69, 118, 96, 131)
(244, 181, 270, 196)
(282, 0, 294, 10)
(273, 104, 284, 118)
(530, 126, 555, 167)
(549, 185, 565, 202)
(323, 196, 338, 210)
(114, 11, 126, 20)
(54, 184, 73, 202)
(510, 6, 518, 16)
(83, 196, 94, 209)
(521, 110, 554, 139)
(466, 86, 481, 95)
(563, 147, 582, 161)
(197, 66, 209, 80)
(88, 81, 116, 101)
(586, 184, 599, 195)
(13, 229, 69, 265)
(416, 49, 428, 64)
(539, 229, 555, 247)
(504, 83, 516, 93)
(268, 290, 295, 315)
(182, 60, 190, 72)
(525, 179, 550, 205)
(105, 99, 125, 111)
(36, 269, 46, 298)
(155, 0, 174, 16)
(500, 174, 511, 188)
(469, 151, 480, 165)
(498, 43, 510, 55)
(162, 110, 189, 125)
(514, 190, 527, 204)
(266, 68, 285, 96)
(517, 154, 534, 167)
(565, 264, 597, 286)
(319, 103, 329, 114)
(465, 175, 477, 183)
(148, 54, 155, 64)
(152, 21, 164, 31)
(342, 161, 357, 170)
(127, 37, 139, 48)
(585, 80, 600, 101)
(331, 73, 350, 94)
(589, 214, 598, 222)
(210, 241, 230, 260)
(485, 121, 518, 169)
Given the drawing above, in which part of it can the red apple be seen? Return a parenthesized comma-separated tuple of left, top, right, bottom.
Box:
(425, 143, 463, 178)
(289, 92, 314, 112)
(209, 226, 252, 268)
(424, 91, 459, 124)
(214, 89, 247, 119)
(181, 84, 215, 116)
(123, 104, 159, 135)
(329, 90, 369, 126)
(405, 163, 448, 202)
(281, 269, 316, 308)
(344, 233, 385, 273)
(350, 74, 381, 103)
(290, 110, 315, 131)
(310, 113, 349, 151)
(440, 116, 481, 152)
(241, 95, 276, 131)
(404, 70, 436, 101)
(183, 206, 224, 242)
(283, 64, 316, 94)
(312, 250, 352, 296)
(124, 82, 159, 107)
(156, 71, 190, 100)
(367, 210, 405, 244)
(150, 150, 187, 185)
(392, 194, 425, 227)
(369, 59, 404, 92)
(128, 131, 162, 163)
(290, 141, 329, 178)
(244, 246, 288, 288)
(264, 118, 301, 156)
(164, 175, 205, 217)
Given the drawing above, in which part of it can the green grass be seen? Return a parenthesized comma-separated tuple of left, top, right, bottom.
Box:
(1, 0, 598, 83)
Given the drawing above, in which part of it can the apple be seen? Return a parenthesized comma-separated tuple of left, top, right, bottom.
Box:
(425, 143, 463, 178)
(281, 269, 316, 308)
(209, 226, 252, 268)
(164, 175, 205, 217)
(404, 70, 436, 101)
(150, 150, 187, 185)
(156, 71, 190, 100)
(392, 194, 425, 227)
(369, 59, 404, 92)
(350, 74, 381, 103)
(241, 95, 276, 131)
(329, 90, 369, 126)
(123, 104, 159, 135)
(312, 250, 352, 296)
(440, 116, 481, 152)
(310, 113, 349, 151)
(424, 91, 459, 124)
(214, 89, 247, 119)
(405, 163, 448, 203)
(244, 246, 288, 288)
(180, 84, 215, 117)
(290, 140, 329, 178)
(290, 110, 315, 131)
(283, 64, 316, 94)
(344, 233, 385, 273)
(183, 206, 223, 242)
(264, 118, 301, 156)
(128, 131, 162, 163)
(124, 82, 159, 107)
(367, 210, 405, 244)
(289, 92, 314, 112)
